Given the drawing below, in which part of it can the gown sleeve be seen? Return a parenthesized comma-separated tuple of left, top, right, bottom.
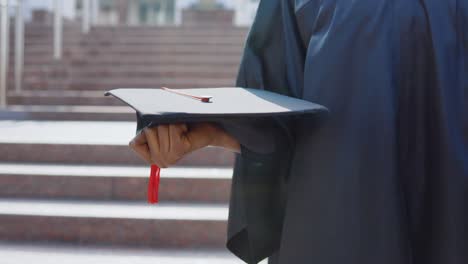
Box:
(220, 0, 297, 155)
(224, 0, 301, 263)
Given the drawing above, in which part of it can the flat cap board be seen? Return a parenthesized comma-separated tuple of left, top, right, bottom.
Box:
(105, 87, 327, 124)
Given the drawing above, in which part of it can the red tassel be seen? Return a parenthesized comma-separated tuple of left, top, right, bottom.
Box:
(148, 164, 160, 204)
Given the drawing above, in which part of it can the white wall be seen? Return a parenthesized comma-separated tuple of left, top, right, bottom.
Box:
(234, 0, 259, 26)
(175, 0, 196, 25)
(21, 0, 76, 21)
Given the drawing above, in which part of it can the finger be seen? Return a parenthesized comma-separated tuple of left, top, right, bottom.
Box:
(131, 142, 152, 164)
(144, 127, 168, 168)
(163, 124, 185, 165)
(169, 123, 187, 136)
(169, 123, 190, 157)
(185, 123, 215, 150)
(157, 125, 170, 153)
(178, 123, 189, 133)
(129, 132, 152, 163)
(130, 130, 147, 145)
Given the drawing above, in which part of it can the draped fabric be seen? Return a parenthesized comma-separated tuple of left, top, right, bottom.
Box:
(225, 0, 468, 263)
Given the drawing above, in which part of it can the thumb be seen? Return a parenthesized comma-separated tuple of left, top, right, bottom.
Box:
(184, 123, 218, 151)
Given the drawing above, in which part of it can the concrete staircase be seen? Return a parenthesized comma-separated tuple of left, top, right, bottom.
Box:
(7, 25, 247, 91)
(0, 120, 240, 263)
(3, 24, 248, 121)
(0, 243, 242, 264)
(0, 23, 255, 263)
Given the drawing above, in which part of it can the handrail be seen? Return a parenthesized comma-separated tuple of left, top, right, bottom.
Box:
(0, 0, 9, 107)
(15, 0, 24, 92)
(82, 0, 90, 34)
(53, 0, 62, 60)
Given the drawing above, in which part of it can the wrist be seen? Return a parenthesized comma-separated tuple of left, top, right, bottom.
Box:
(211, 126, 241, 153)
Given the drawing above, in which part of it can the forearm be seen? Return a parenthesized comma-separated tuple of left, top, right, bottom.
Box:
(195, 117, 293, 156)
(219, 117, 294, 156)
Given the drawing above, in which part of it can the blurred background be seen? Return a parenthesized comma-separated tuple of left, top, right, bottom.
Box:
(0, 0, 267, 263)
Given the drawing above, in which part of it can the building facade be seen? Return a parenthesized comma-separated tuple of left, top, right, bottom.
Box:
(12, 0, 260, 27)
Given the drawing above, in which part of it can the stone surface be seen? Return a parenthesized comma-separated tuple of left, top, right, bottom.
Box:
(0, 121, 136, 145)
(0, 199, 228, 248)
(6, 25, 246, 92)
(0, 164, 232, 203)
(0, 105, 136, 121)
(0, 23, 252, 261)
(0, 243, 248, 264)
(0, 142, 234, 165)
(8, 90, 127, 106)
(0, 121, 235, 165)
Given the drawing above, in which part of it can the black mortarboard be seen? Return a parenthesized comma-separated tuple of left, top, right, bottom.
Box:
(105, 87, 327, 126)
(104, 87, 327, 204)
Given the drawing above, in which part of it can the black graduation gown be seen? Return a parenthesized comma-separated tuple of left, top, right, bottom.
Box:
(225, 0, 468, 263)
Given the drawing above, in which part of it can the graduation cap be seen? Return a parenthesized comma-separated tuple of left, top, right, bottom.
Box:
(105, 87, 327, 204)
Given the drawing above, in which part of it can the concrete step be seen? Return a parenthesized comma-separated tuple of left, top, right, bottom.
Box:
(16, 71, 237, 81)
(0, 105, 136, 121)
(0, 121, 235, 166)
(22, 37, 245, 46)
(7, 90, 126, 106)
(14, 49, 242, 59)
(19, 47, 242, 55)
(21, 54, 242, 65)
(0, 163, 232, 203)
(0, 199, 228, 249)
(0, 243, 246, 264)
(20, 32, 247, 39)
(7, 88, 241, 106)
(8, 65, 239, 79)
(22, 26, 248, 37)
(17, 45, 244, 55)
(7, 77, 237, 91)
(16, 71, 236, 79)
(17, 59, 240, 69)
(9, 60, 240, 71)
(17, 35, 245, 46)
(17, 35, 246, 42)
(14, 52, 241, 63)
(17, 80, 236, 91)
(18, 24, 247, 34)
(16, 79, 235, 90)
